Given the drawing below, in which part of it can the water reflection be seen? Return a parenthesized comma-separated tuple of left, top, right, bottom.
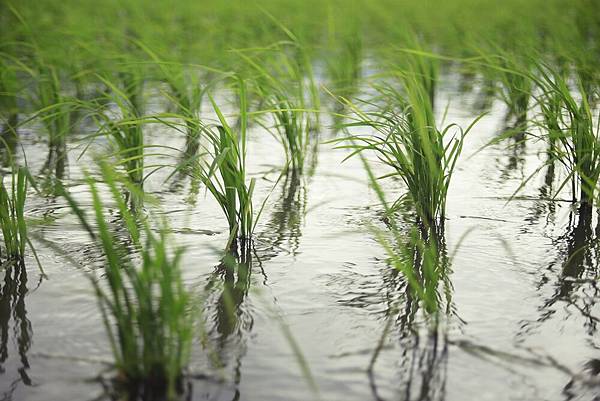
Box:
(394, 329, 448, 401)
(525, 145, 558, 227)
(531, 205, 600, 336)
(472, 78, 496, 113)
(259, 172, 307, 260)
(369, 223, 452, 401)
(39, 143, 68, 197)
(0, 261, 34, 398)
(563, 357, 600, 400)
(168, 150, 202, 206)
(497, 129, 527, 182)
(203, 242, 259, 401)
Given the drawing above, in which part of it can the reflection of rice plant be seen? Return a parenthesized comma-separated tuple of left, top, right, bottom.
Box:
(360, 155, 450, 317)
(61, 163, 192, 400)
(206, 245, 252, 347)
(336, 73, 481, 225)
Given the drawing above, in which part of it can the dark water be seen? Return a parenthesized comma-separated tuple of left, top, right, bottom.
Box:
(1, 72, 600, 401)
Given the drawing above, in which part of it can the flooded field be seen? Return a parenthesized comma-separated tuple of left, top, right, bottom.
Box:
(0, 73, 597, 401)
(1, 1, 600, 400)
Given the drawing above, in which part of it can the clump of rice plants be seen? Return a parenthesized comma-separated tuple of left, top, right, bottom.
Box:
(34, 64, 72, 151)
(138, 42, 204, 160)
(240, 35, 318, 174)
(61, 163, 193, 400)
(91, 70, 146, 205)
(325, 22, 363, 105)
(498, 58, 532, 126)
(0, 167, 30, 261)
(193, 78, 257, 246)
(0, 60, 20, 163)
(335, 71, 481, 226)
(325, 24, 363, 134)
(479, 49, 532, 126)
(533, 62, 600, 207)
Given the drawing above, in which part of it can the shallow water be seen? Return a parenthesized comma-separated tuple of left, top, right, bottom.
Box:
(1, 72, 600, 401)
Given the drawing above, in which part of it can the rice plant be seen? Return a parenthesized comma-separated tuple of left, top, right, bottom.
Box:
(0, 167, 29, 261)
(34, 64, 72, 150)
(91, 71, 146, 205)
(239, 36, 317, 174)
(480, 49, 532, 125)
(335, 72, 481, 226)
(61, 163, 193, 400)
(534, 62, 600, 207)
(193, 78, 257, 246)
(0, 60, 19, 163)
(138, 42, 204, 160)
(325, 25, 363, 134)
(325, 22, 363, 105)
(396, 39, 438, 111)
(500, 63, 532, 126)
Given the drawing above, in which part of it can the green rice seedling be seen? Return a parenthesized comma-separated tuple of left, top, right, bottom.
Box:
(117, 62, 144, 118)
(61, 163, 193, 400)
(137, 42, 204, 160)
(0, 167, 32, 262)
(499, 63, 532, 126)
(238, 27, 318, 174)
(0, 61, 19, 165)
(473, 75, 498, 112)
(325, 25, 363, 134)
(270, 14, 321, 129)
(0, 60, 18, 121)
(91, 72, 146, 205)
(0, 120, 18, 168)
(395, 38, 438, 111)
(335, 73, 481, 226)
(265, 83, 311, 174)
(34, 64, 72, 150)
(325, 20, 363, 104)
(194, 78, 257, 245)
(166, 73, 203, 162)
(533, 62, 600, 207)
(243, 50, 312, 174)
(479, 49, 532, 125)
(570, 10, 600, 104)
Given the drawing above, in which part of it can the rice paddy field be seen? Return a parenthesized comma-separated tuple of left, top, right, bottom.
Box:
(1, 0, 600, 400)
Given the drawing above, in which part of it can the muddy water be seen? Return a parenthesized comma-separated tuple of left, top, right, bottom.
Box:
(1, 73, 599, 401)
